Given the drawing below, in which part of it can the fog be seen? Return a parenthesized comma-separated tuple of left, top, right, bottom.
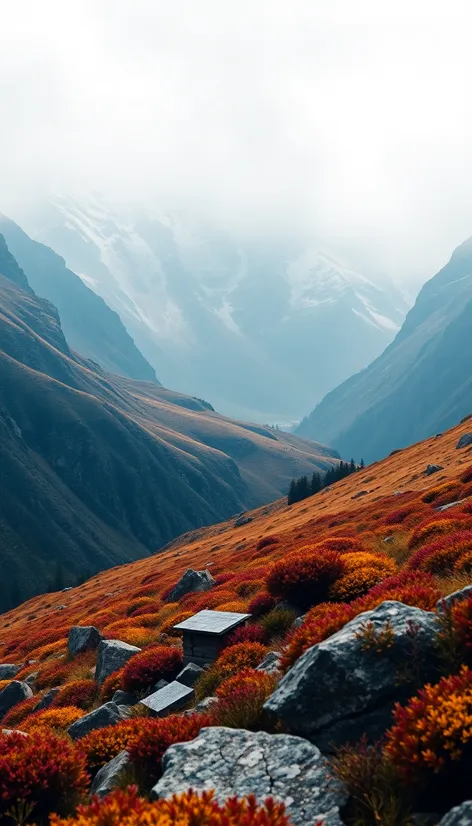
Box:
(1, 0, 472, 283)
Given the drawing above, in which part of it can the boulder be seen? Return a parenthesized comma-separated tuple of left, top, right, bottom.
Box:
(95, 640, 141, 685)
(152, 727, 346, 826)
(438, 802, 472, 826)
(165, 569, 215, 603)
(424, 464, 443, 476)
(68, 625, 103, 657)
(0, 681, 33, 717)
(193, 696, 219, 713)
(0, 664, 20, 680)
(264, 600, 438, 750)
(175, 663, 204, 688)
(140, 681, 194, 716)
(25, 672, 39, 686)
(91, 750, 131, 797)
(436, 500, 465, 512)
(68, 702, 127, 740)
(437, 585, 472, 613)
(456, 434, 472, 450)
(234, 516, 252, 527)
(256, 651, 282, 674)
(152, 679, 169, 692)
(34, 687, 60, 711)
(111, 689, 138, 706)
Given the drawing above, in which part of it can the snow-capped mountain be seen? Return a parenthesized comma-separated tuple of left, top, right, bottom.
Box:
(21, 194, 409, 423)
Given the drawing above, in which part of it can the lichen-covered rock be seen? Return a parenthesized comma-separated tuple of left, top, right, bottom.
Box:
(111, 689, 138, 706)
(0, 664, 20, 680)
(166, 569, 215, 602)
(0, 681, 33, 717)
(438, 801, 472, 825)
(437, 585, 472, 613)
(175, 663, 204, 687)
(68, 625, 103, 657)
(91, 750, 131, 797)
(152, 726, 346, 826)
(424, 464, 443, 475)
(95, 640, 141, 685)
(68, 702, 126, 740)
(264, 600, 438, 750)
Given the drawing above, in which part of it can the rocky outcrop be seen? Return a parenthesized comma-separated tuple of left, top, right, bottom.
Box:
(165, 570, 215, 603)
(68, 702, 127, 740)
(0, 664, 20, 680)
(264, 601, 438, 750)
(256, 651, 282, 674)
(437, 585, 472, 612)
(34, 687, 60, 712)
(152, 726, 347, 826)
(456, 434, 472, 449)
(424, 464, 444, 476)
(0, 681, 33, 718)
(68, 626, 103, 657)
(438, 801, 472, 825)
(111, 690, 138, 706)
(95, 640, 141, 685)
(91, 750, 131, 797)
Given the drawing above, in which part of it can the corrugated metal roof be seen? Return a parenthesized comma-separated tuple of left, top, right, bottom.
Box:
(140, 680, 194, 713)
(174, 609, 251, 634)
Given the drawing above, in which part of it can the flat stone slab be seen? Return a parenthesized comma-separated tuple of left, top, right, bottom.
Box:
(152, 726, 346, 826)
(91, 750, 131, 797)
(140, 680, 194, 716)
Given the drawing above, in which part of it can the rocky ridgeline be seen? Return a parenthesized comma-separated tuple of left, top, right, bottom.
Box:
(1, 568, 472, 823)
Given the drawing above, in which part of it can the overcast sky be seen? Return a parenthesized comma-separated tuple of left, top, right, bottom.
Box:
(1, 0, 471, 283)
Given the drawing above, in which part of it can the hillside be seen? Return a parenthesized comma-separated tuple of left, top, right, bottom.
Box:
(21, 194, 408, 423)
(297, 236, 472, 462)
(1, 415, 472, 823)
(0, 241, 337, 608)
(0, 214, 158, 383)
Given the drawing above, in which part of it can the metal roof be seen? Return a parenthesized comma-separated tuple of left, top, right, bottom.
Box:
(140, 680, 194, 714)
(173, 609, 251, 635)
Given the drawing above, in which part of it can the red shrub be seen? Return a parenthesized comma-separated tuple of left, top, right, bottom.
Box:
(266, 549, 345, 609)
(213, 668, 278, 729)
(121, 645, 183, 693)
(227, 623, 268, 646)
(128, 713, 211, 785)
(408, 518, 468, 549)
(1, 695, 38, 728)
(216, 641, 268, 679)
(460, 465, 472, 484)
(315, 537, 364, 554)
(408, 532, 472, 574)
(24, 705, 84, 733)
(281, 602, 355, 670)
(0, 729, 89, 822)
(79, 718, 150, 773)
(356, 570, 441, 612)
(385, 666, 472, 805)
(51, 680, 98, 710)
(256, 536, 280, 551)
(248, 592, 277, 617)
(50, 787, 292, 826)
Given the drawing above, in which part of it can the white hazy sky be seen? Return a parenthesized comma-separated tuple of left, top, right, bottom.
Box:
(1, 0, 472, 283)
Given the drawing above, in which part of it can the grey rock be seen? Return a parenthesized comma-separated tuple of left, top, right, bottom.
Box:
(234, 516, 252, 527)
(176, 663, 204, 687)
(424, 464, 443, 475)
(0, 664, 20, 680)
(292, 615, 306, 630)
(383, 536, 394, 543)
(0, 681, 33, 717)
(2, 729, 27, 737)
(166, 569, 216, 603)
(152, 679, 169, 692)
(152, 726, 346, 826)
(351, 490, 368, 499)
(68, 625, 103, 658)
(62, 586, 74, 592)
(112, 689, 138, 706)
(95, 640, 141, 685)
(34, 688, 60, 711)
(264, 600, 438, 750)
(437, 585, 472, 613)
(435, 500, 466, 512)
(194, 696, 219, 713)
(25, 672, 39, 685)
(68, 702, 126, 740)
(91, 750, 131, 797)
(256, 651, 282, 674)
(438, 801, 472, 826)
(456, 434, 472, 450)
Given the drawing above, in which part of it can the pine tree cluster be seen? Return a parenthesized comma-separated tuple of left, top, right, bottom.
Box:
(287, 458, 364, 505)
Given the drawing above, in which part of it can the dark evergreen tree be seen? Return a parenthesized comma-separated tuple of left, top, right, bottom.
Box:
(288, 478, 297, 505)
(350, 458, 356, 473)
(310, 471, 322, 495)
(297, 475, 310, 501)
(360, 458, 365, 469)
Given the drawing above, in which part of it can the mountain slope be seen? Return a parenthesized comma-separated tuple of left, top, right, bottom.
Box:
(0, 214, 158, 383)
(297, 236, 472, 462)
(0, 239, 338, 608)
(22, 194, 408, 423)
